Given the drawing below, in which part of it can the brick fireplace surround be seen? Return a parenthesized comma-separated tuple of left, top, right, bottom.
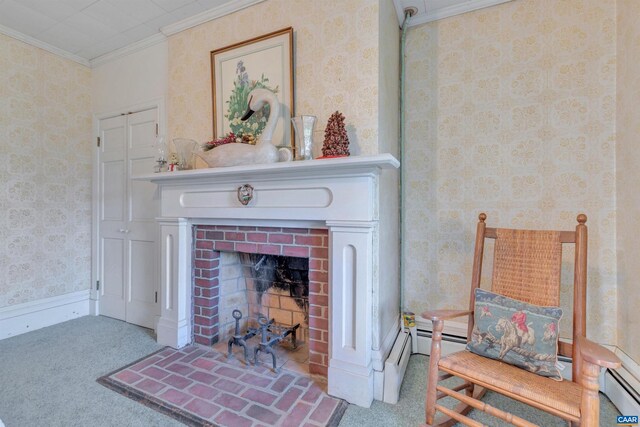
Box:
(192, 225, 329, 376)
(137, 154, 399, 407)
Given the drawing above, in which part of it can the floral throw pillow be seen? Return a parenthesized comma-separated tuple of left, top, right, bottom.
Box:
(466, 288, 563, 380)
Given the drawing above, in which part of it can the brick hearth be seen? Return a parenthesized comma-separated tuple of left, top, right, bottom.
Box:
(100, 345, 347, 427)
(191, 225, 329, 377)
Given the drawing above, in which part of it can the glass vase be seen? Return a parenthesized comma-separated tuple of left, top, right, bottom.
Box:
(172, 138, 198, 170)
(291, 115, 316, 160)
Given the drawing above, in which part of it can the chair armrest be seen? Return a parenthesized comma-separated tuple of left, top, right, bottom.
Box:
(421, 309, 472, 322)
(576, 336, 621, 369)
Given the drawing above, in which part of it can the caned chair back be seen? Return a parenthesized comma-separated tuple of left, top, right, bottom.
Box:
(491, 228, 562, 307)
(467, 213, 588, 382)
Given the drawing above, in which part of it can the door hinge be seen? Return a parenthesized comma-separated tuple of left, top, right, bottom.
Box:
(96, 136, 101, 147)
(155, 291, 158, 303)
(155, 123, 159, 137)
(96, 280, 100, 291)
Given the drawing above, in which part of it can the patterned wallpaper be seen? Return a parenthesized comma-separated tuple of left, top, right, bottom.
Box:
(0, 34, 92, 308)
(167, 0, 381, 157)
(616, 0, 640, 362)
(404, 0, 617, 344)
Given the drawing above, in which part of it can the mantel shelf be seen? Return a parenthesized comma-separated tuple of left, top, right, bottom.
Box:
(133, 153, 399, 184)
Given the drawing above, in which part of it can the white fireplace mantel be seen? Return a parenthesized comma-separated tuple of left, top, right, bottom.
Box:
(135, 153, 399, 407)
(140, 153, 398, 183)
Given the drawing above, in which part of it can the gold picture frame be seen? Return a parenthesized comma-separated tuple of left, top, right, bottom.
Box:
(211, 27, 294, 150)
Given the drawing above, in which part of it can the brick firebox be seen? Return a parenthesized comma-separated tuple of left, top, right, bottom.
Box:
(191, 225, 329, 377)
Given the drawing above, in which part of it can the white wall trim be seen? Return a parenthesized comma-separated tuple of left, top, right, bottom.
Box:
(393, 0, 514, 28)
(93, 97, 166, 122)
(90, 33, 166, 68)
(160, 0, 266, 36)
(0, 23, 90, 67)
(0, 290, 90, 340)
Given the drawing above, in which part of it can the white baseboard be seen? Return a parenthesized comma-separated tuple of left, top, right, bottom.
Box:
(0, 290, 90, 340)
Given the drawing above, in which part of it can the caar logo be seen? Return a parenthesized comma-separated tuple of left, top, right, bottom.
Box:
(617, 415, 639, 426)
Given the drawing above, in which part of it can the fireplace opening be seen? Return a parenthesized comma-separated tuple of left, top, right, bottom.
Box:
(192, 225, 329, 377)
(210, 252, 310, 373)
(242, 253, 309, 338)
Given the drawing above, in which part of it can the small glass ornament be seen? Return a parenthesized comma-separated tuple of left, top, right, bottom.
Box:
(155, 135, 167, 173)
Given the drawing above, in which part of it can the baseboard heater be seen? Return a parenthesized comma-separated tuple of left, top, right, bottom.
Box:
(416, 327, 467, 344)
(382, 329, 412, 404)
(605, 368, 640, 415)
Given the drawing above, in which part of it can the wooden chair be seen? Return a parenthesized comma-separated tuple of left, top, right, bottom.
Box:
(423, 213, 621, 427)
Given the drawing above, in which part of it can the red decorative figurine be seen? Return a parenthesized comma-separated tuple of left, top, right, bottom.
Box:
(319, 111, 350, 158)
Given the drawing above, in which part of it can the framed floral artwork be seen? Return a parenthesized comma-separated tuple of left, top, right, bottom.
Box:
(211, 27, 294, 150)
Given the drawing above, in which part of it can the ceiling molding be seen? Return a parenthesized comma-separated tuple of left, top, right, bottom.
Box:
(90, 33, 166, 68)
(160, 0, 266, 36)
(0, 23, 90, 67)
(394, 0, 514, 28)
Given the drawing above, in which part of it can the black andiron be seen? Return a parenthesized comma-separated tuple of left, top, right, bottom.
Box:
(227, 309, 256, 362)
(227, 309, 300, 371)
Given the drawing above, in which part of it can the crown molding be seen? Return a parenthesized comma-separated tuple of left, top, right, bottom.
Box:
(90, 33, 166, 68)
(0, 23, 90, 67)
(160, 0, 266, 36)
(394, 0, 514, 27)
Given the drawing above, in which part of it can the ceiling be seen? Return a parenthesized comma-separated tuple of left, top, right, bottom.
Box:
(0, 0, 251, 64)
(0, 0, 513, 67)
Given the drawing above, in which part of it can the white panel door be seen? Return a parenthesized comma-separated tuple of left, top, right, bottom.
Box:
(125, 108, 159, 328)
(99, 115, 127, 321)
(98, 108, 159, 329)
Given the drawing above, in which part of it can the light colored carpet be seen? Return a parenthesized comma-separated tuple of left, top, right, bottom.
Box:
(0, 316, 622, 426)
(0, 316, 182, 427)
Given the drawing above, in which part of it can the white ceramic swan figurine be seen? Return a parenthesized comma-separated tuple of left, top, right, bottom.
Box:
(197, 88, 284, 167)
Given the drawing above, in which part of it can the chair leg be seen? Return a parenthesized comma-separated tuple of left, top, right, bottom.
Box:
(579, 362, 602, 427)
(426, 320, 445, 425)
(465, 381, 474, 397)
